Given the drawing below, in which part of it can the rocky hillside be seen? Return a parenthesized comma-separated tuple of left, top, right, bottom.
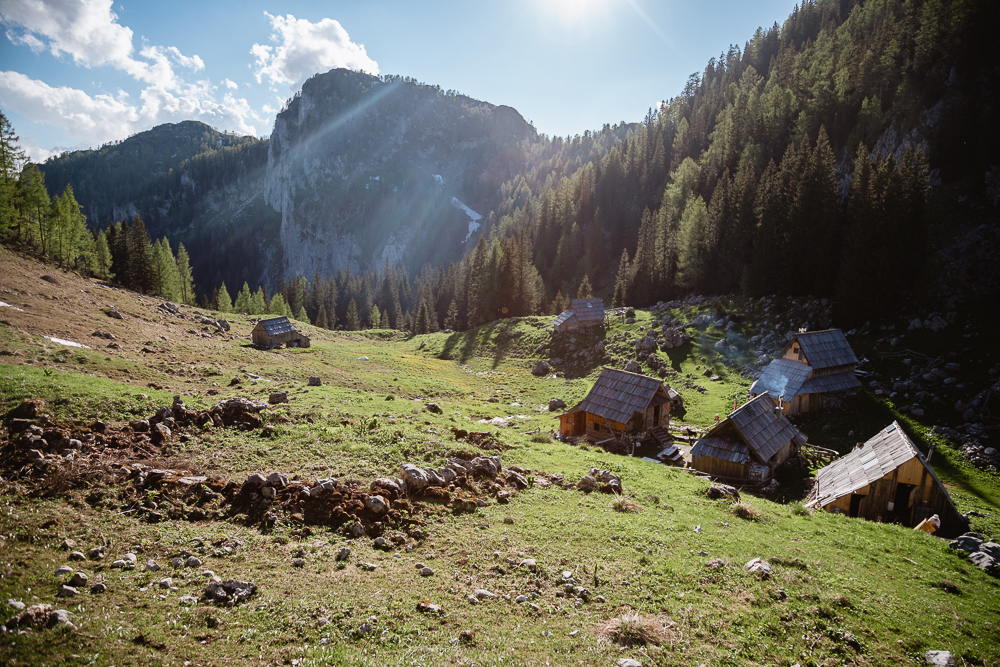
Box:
(39, 69, 539, 293)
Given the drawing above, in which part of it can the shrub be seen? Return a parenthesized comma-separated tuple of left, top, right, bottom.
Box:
(596, 611, 675, 647)
(790, 501, 810, 516)
(731, 502, 766, 522)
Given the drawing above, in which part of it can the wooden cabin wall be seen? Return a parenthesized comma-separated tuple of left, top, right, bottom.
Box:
(771, 440, 795, 467)
(692, 455, 746, 480)
(643, 406, 669, 430)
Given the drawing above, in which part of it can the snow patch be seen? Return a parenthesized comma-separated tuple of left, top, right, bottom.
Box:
(44, 336, 89, 349)
(452, 197, 482, 243)
(0, 301, 24, 311)
(433, 174, 444, 185)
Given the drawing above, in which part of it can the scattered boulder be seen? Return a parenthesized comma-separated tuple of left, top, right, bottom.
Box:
(706, 484, 740, 502)
(268, 392, 288, 405)
(926, 651, 956, 667)
(202, 579, 257, 606)
(624, 360, 641, 373)
(744, 558, 772, 577)
(308, 376, 322, 386)
(548, 398, 567, 412)
(531, 360, 551, 376)
(425, 403, 443, 414)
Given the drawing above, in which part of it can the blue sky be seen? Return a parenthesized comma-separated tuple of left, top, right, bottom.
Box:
(0, 0, 800, 161)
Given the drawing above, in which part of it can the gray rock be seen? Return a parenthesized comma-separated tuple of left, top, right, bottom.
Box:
(69, 551, 85, 561)
(949, 534, 984, 553)
(179, 595, 198, 605)
(419, 567, 434, 577)
(926, 651, 956, 666)
(347, 521, 366, 539)
(514, 595, 529, 603)
(400, 464, 432, 493)
(365, 495, 389, 515)
(186, 556, 203, 568)
(90, 583, 107, 594)
(54, 565, 73, 576)
(145, 560, 160, 572)
(269, 391, 288, 404)
(707, 484, 740, 501)
(336, 547, 351, 561)
(69, 571, 88, 587)
(308, 376, 322, 386)
(170, 557, 185, 569)
(58, 585, 78, 597)
(261, 486, 276, 499)
(624, 360, 641, 373)
(291, 559, 305, 568)
(979, 542, 1000, 560)
(576, 475, 599, 493)
(267, 472, 288, 487)
(619, 658, 643, 667)
(548, 398, 567, 412)
(520, 558, 537, 571)
(506, 471, 529, 490)
(744, 558, 772, 577)
(531, 360, 551, 376)
(968, 552, 996, 570)
(87, 546, 105, 560)
(425, 402, 443, 414)
(159, 577, 173, 588)
(7, 599, 25, 611)
(474, 589, 498, 600)
(51, 609, 74, 626)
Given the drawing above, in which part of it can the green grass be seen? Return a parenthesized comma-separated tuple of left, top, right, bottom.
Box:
(1, 303, 999, 666)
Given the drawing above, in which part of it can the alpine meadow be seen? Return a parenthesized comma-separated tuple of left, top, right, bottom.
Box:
(0, 0, 999, 666)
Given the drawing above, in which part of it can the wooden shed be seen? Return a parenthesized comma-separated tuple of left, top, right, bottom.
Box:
(559, 368, 670, 442)
(807, 422, 968, 537)
(251, 316, 311, 348)
(553, 298, 605, 334)
(750, 329, 861, 414)
(691, 394, 807, 484)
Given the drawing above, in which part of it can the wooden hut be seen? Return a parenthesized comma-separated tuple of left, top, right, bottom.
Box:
(750, 329, 860, 414)
(553, 298, 605, 334)
(251, 317, 311, 349)
(691, 394, 807, 484)
(558, 368, 670, 442)
(807, 422, 968, 536)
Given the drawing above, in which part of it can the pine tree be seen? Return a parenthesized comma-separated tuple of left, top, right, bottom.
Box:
(0, 111, 25, 237)
(250, 287, 267, 315)
(127, 216, 156, 294)
(444, 299, 459, 330)
(552, 289, 567, 315)
(18, 164, 49, 251)
(176, 243, 196, 305)
(216, 281, 233, 313)
(294, 305, 308, 323)
(577, 274, 593, 299)
(234, 282, 252, 314)
(315, 302, 330, 329)
(95, 230, 114, 280)
(345, 299, 361, 330)
(369, 304, 382, 329)
(269, 293, 289, 316)
(612, 249, 631, 307)
(675, 196, 709, 291)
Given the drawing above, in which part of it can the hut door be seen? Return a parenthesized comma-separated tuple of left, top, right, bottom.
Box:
(849, 494, 864, 518)
(892, 483, 916, 523)
(653, 405, 661, 427)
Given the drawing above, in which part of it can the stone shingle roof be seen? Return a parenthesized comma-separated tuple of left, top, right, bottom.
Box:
(570, 368, 663, 425)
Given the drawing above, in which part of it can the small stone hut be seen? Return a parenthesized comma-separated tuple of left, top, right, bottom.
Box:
(558, 368, 670, 441)
(691, 394, 807, 484)
(251, 316, 310, 348)
(553, 298, 605, 334)
(750, 329, 860, 414)
(807, 422, 968, 536)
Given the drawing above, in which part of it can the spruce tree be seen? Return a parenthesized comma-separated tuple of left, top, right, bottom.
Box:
(216, 281, 233, 313)
(315, 302, 330, 329)
(612, 249, 631, 307)
(95, 230, 114, 280)
(577, 274, 593, 299)
(345, 299, 361, 330)
(176, 243, 196, 305)
(234, 282, 252, 314)
(127, 216, 156, 294)
(444, 299, 459, 330)
(0, 111, 25, 237)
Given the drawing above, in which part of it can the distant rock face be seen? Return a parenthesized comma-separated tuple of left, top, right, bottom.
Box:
(263, 69, 538, 282)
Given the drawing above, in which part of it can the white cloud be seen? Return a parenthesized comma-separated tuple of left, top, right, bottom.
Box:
(0, 0, 203, 87)
(0, 70, 259, 154)
(252, 12, 378, 92)
(223, 78, 238, 90)
(0, 0, 260, 156)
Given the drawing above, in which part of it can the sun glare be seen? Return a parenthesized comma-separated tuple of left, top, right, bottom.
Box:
(539, 0, 610, 26)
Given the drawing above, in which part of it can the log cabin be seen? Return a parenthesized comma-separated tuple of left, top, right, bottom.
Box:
(558, 368, 670, 442)
(807, 422, 968, 537)
(750, 329, 861, 414)
(251, 316, 311, 349)
(553, 298, 605, 334)
(690, 394, 807, 484)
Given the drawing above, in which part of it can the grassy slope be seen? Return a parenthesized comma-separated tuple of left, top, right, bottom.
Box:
(1, 277, 998, 666)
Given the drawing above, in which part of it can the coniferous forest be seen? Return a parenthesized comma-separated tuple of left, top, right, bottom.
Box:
(2, 0, 998, 330)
